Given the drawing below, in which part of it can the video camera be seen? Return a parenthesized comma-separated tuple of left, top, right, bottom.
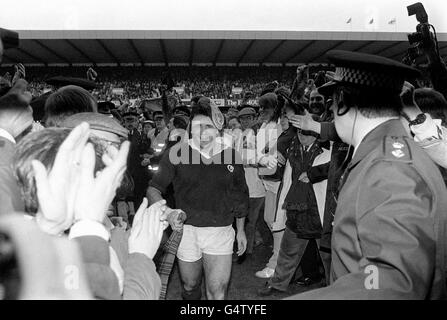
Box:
(404, 2, 439, 64)
(0, 28, 19, 49)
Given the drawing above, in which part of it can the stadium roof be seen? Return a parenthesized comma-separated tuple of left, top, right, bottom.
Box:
(2, 30, 447, 67)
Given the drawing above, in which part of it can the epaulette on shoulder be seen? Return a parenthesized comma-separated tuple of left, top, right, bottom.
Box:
(382, 135, 412, 162)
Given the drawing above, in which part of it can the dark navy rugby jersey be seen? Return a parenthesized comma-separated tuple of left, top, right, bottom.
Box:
(149, 143, 249, 227)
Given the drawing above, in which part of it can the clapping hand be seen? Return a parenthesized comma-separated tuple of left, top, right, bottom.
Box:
(32, 123, 90, 235)
(12, 63, 26, 85)
(5, 79, 32, 104)
(87, 67, 98, 81)
(74, 134, 130, 223)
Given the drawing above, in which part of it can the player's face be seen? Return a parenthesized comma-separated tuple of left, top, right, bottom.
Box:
(191, 115, 219, 149)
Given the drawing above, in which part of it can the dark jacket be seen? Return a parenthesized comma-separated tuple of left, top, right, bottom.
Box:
(127, 130, 149, 202)
(319, 142, 352, 252)
(149, 144, 249, 227)
(283, 136, 330, 238)
(290, 119, 447, 299)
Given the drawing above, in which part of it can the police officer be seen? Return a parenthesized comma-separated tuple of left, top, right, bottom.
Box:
(289, 50, 447, 299)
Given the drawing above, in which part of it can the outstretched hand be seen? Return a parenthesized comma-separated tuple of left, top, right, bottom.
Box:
(289, 109, 319, 133)
(128, 198, 169, 259)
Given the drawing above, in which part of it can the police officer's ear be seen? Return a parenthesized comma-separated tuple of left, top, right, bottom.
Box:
(335, 88, 357, 117)
(336, 90, 348, 116)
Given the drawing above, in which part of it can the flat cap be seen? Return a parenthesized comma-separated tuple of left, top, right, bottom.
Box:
(318, 50, 421, 96)
(62, 112, 128, 139)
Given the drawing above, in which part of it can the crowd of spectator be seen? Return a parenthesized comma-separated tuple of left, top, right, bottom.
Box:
(0, 66, 296, 101)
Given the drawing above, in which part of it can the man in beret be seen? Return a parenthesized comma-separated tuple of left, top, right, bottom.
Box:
(238, 106, 257, 132)
(289, 50, 447, 299)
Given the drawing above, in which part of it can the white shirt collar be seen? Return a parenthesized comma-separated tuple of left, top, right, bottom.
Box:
(0, 128, 15, 144)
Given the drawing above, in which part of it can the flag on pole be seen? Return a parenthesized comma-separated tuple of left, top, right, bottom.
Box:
(388, 18, 396, 24)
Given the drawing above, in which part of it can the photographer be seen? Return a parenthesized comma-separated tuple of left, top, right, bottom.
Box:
(405, 2, 447, 99)
(419, 32, 447, 100)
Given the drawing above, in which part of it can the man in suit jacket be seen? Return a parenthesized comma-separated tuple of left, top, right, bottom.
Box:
(123, 111, 148, 207)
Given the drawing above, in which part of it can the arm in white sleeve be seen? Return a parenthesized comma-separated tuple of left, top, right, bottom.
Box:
(411, 114, 447, 169)
(69, 220, 110, 241)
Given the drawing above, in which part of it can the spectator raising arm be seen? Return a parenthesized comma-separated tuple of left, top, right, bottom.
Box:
(401, 81, 447, 169)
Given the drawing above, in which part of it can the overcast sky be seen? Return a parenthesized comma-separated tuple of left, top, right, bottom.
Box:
(1, 0, 446, 33)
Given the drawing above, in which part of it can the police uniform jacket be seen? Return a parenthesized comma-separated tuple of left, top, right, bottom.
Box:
(290, 119, 447, 299)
